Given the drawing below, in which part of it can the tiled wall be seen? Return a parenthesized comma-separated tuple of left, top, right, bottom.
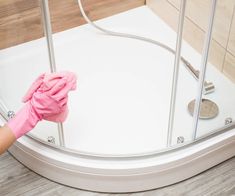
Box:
(0, 0, 145, 49)
(147, 0, 235, 83)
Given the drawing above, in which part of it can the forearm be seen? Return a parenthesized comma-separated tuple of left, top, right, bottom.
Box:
(0, 125, 16, 155)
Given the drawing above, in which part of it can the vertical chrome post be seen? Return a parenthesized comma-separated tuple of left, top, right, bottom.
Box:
(57, 123, 65, 146)
(40, 0, 56, 72)
(167, 0, 187, 147)
(40, 0, 65, 147)
(192, 0, 217, 140)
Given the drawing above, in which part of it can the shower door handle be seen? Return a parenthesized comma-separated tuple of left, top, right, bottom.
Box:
(183, 60, 215, 95)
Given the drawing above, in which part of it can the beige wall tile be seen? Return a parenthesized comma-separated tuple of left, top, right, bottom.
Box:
(0, 0, 145, 49)
(209, 41, 226, 71)
(223, 52, 235, 83)
(227, 6, 235, 55)
(167, 0, 181, 9)
(168, 0, 235, 48)
(146, 0, 225, 70)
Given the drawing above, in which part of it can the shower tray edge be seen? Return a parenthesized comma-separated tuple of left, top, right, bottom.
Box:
(8, 129, 235, 193)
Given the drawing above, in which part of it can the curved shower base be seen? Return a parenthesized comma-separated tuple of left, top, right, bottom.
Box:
(8, 128, 235, 193)
(1, 5, 235, 193)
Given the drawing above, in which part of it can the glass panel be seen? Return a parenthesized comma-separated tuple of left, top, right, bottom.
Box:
(1, 0, 231, 155)
(168, 0, 198, 147)
(0, 0, 59, 145)
(196, 0, 235, 138)
(48, 0, 177, 155)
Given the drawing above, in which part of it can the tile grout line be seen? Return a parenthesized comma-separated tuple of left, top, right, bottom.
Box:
(166, 0, 228, 53)
(221, 3, 235, 72)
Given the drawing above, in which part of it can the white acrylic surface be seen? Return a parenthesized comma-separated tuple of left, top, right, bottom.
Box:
(0, 6, 234, 155)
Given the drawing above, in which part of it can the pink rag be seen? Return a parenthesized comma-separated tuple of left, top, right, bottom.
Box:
(7, 71, 77, 139)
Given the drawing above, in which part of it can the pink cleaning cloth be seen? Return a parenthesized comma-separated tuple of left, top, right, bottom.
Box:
(7, 71, 77, 139)
(23, 71, 77, 122)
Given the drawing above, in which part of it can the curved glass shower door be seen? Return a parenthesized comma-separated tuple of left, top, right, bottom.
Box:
(0, 0, 234, 157)
(195, 1, 235, 139)
(1, 0, 235, 192)
(47, 0, 183, 155)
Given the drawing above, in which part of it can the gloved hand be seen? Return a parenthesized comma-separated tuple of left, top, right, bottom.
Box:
(7, 71, 77, 139)
(22, 71, 77, 122)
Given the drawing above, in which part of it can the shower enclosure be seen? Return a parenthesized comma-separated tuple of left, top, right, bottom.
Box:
(0, 0, 234, 192)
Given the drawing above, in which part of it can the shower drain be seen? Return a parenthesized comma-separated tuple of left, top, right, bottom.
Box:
(188, 99, 219, 119)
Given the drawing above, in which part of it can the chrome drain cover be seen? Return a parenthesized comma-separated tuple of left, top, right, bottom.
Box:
(188, 99, 219, 119)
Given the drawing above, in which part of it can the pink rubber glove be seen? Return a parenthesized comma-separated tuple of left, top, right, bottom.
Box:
(7, 71, 77, 139)
(22, 71, 77, 122)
